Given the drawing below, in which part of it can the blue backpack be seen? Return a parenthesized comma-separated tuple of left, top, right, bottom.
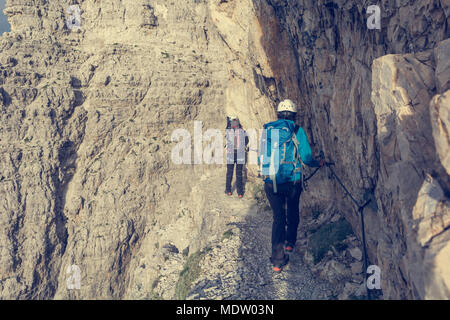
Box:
(259, 119, 304, 193)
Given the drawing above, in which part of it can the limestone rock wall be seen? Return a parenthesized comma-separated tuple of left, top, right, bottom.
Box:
(257, 0, 449, 299)
(0, 0, 283, 299)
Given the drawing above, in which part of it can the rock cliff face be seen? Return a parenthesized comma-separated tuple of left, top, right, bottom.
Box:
(0, 0, 448, 299)
(262, 0, 449, 299)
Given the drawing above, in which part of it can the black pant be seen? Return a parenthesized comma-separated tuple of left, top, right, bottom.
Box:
(264, 181, 302, 265)
(225, 152, 244, 195)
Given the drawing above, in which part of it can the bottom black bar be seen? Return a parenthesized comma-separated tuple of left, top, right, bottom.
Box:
(0, 299, 443, 318)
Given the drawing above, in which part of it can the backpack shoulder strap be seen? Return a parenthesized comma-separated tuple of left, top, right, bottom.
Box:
(291, 125, 306, 187)
(291, 125, 301, 158)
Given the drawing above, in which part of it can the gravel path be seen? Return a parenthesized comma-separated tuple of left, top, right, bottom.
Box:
(186, 172, 333, 300)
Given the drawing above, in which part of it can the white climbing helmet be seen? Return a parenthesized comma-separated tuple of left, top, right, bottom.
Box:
(227, 114, 239, 120)
(277, 99, 297, 113)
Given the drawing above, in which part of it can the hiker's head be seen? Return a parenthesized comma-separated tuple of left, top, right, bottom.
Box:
(277, 99, 297, 121)
(227, 115, 241, 129)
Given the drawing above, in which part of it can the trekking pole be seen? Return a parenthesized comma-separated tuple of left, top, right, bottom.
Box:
(325, 162, 373, 300)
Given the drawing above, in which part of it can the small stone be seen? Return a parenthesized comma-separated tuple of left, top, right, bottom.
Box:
(355, 282, 366, 297)
(162, 243, 179, 254)
(186, 293, 199, 300)
(349, 247, 363, 261)
(320, 260, 351, 281)
(351, 261, 363, 274)
(204, 286, 218, 293)
(331, 213, 341, 222)
(303, 250, 314, 265)
(338, 282, 360, 300)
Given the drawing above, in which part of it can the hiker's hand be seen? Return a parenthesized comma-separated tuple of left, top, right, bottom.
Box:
(319, 159, 325, 167)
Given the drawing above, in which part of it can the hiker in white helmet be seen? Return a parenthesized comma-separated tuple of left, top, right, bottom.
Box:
(277, 99, 298, 114)
(225, 115, 249, 198)
(259, 99, 324, 272)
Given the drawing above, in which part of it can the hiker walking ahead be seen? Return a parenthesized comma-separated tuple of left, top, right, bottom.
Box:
(225, 115, 249, 198)
(259, 100, 324, 272)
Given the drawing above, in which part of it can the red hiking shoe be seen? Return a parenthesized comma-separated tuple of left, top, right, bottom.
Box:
(273, 266, 283, 272)
(271, 255, 289, 272)
(285, 244, 294, 254)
